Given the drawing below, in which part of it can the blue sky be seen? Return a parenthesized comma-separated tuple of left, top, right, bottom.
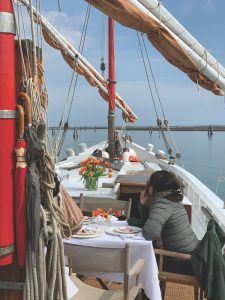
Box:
(34, 0, 225, 126)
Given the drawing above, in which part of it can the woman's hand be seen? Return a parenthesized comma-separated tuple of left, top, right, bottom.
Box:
(140, 190, 148, 205)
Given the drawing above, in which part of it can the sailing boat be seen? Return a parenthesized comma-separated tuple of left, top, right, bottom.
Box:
(49, 0, 225, 239)
(0, 0, 225, 299)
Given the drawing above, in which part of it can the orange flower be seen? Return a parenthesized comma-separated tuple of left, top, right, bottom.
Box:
(107, 208, 113, 214)
(92, 210, 99, 217)
(81, 159, 88, 166)
(105, 162, 110, 167)
(114, 210, 122, 217)
(109, 168, 112, 173)
(103, 213, 109, 219)
(88, 172, 93, 177)
(108, 173, 112, 178)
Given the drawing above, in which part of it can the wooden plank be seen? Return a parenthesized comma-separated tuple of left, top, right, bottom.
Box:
(0, 263, 25, 300)
(119, 185, 143, 194)
(115, 175, 149, 186)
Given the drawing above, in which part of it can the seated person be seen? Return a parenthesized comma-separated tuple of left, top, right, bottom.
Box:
(139, 170, 198, 274)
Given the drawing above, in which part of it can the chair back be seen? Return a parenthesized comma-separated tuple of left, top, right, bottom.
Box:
(80, 193, 132, 219)
(64, 243, 131, 299)
(65, 243, 130, 273)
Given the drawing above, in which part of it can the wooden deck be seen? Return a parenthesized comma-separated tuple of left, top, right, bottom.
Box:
(82, 276, 205, 300)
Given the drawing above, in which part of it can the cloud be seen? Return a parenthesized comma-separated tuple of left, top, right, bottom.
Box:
(42, 10, 83, 47)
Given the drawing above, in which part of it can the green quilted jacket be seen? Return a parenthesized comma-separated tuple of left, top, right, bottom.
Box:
(191, 219, 225, 300)
(139, 197, 198, 253)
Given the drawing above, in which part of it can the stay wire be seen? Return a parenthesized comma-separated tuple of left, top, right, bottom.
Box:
(136, 32, 159, 120)
(141, 34, 166, 119)
(62, 3, 91, 127)
(18, 3, 32, 79)
(56, 4, 91, 157)
(141, 34, 182, 163)
(57, 3, 91, 129)
(137, 32, 171, 154)
(14, 1, 28, 81)
(100, 13, 106, 77)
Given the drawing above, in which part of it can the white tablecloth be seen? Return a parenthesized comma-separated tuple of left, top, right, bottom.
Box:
(64, 221, 162, 300)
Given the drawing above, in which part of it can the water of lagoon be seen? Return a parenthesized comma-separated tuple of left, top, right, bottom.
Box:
(52, 129, 225, 201)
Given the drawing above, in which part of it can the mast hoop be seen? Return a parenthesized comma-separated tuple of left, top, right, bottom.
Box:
(0, 12, 15, 35)
(0, 110, 17, 119)
(0, 245, 14, 257)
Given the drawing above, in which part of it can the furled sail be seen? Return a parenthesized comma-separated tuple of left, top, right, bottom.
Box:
(20, 0, 137, 123)
(85, 0, 224, 96)
(138, 0, 225, 79)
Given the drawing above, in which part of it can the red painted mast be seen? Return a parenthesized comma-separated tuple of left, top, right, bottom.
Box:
(108, 17, 116, 159)
(0, 0, 15, 265)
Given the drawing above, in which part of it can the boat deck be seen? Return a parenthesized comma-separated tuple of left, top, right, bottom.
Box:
(81, 276, 206, 300)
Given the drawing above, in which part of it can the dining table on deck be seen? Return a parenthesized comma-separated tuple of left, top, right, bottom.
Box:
(64, 220, 162, 300)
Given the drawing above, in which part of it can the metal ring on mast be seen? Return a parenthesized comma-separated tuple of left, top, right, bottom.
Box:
(0, 110, 17, 119)
(0, 12, 15, 34)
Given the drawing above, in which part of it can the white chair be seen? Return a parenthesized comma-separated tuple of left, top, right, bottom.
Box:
(64, 243, 144, 300)
(79, 193, 132, 219)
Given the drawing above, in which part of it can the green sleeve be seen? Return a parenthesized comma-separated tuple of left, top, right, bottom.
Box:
(142, 199, 172, 241)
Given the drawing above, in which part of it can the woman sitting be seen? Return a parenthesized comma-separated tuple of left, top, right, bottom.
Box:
(139, 170, 198, 274)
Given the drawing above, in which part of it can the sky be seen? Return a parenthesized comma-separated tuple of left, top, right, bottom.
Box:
(18, 0, 225, 126)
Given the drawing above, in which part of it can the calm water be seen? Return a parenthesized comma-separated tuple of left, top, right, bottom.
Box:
(53, 129, 225, 200)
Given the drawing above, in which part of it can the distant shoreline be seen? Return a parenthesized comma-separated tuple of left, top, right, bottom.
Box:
(48, 125, 225, 131)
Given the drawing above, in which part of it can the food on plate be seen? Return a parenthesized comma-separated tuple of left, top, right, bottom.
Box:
(76, 228, 95, 236)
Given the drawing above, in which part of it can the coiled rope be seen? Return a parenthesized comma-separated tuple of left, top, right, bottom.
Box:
(24, 206, 68, 300)
(24, 145, 71, 300)
(15, 2, 72, 299)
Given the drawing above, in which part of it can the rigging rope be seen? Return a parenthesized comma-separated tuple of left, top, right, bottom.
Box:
(100, 13, 106, 77)
(15, 3, 71, 299)
(137, 32, 182, 163)
(19, 2, 32, 78)
(52, 4, 91, 159)
(28, 0, 38, 78)
(141, 34, 181, 160)
(14, 3, 28, 81)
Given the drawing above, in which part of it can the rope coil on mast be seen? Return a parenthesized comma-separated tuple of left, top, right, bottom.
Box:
(15, 1, 71, 299)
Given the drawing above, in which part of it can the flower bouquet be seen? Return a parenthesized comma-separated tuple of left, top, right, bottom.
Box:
(92, 208, 122, 219)
(92, 208, 122, 224)
(79, 158, 112, 190)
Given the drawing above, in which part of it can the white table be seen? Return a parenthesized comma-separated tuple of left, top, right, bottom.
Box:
(64, 221, 162, 300)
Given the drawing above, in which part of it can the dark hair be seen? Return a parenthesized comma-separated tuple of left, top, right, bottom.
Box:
(145, 170, 184, 201)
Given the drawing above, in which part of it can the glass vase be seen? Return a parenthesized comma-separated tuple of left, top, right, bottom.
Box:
(84, 176, 99, 190)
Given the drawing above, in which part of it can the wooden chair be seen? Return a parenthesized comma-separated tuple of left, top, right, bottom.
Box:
(154, 248, 203, 300)
(79, 193, 132, 219)
(64, 243, 144, 300)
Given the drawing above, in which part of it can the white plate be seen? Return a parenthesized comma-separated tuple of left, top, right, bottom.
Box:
(75, 228, 96, 236)
(114, 226, 142, 234)
(105, 226, 141, 236)
(72, 230, 104, 239)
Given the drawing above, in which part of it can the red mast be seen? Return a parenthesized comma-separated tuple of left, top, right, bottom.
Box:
(0, 0, 15, 265)
(108, 17, 116, 159)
